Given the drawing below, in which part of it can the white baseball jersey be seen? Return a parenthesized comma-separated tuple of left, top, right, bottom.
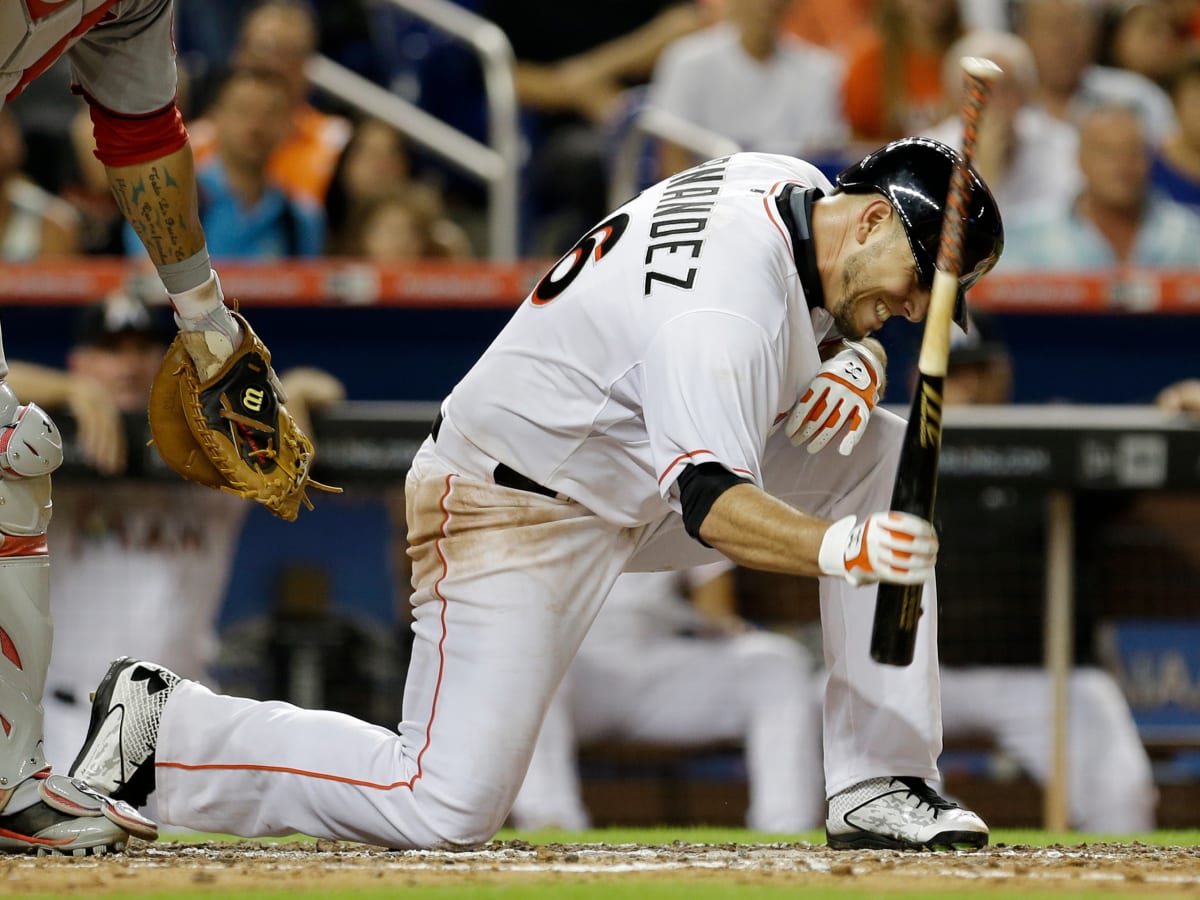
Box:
(446, 153, 834, 526)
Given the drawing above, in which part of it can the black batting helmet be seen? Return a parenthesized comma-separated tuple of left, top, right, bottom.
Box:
(835, 137, 1003, 328)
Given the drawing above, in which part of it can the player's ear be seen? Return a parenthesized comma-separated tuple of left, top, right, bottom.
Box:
(855, 197, 894, 245)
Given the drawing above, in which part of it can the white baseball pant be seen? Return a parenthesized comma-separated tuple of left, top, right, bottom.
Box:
(151, 409, 941, 847)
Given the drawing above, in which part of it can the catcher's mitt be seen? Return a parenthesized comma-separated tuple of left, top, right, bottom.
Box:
(148, 312, 340, 521)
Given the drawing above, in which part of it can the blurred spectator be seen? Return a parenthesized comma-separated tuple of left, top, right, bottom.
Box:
(345, 187, 473, 262)
(482, 0, 714, 254)
(1098, 0, 1187, 91)
(511, 563, 823, 833)
(1016, 0, 1177, 144)
(1151, 50, 1200, 211)
(645, 0, 849, 178)
(933, 309, 1158, 833)
(323, 116, 471, 260)
(1001, 103, 1200, 270)
(188, 0, 353, 206)
(0, 108, 80, 259)
(125, 67, 325, 260)
(841, 0, 965, 144)
(324, 118, 413, 254)
(922, 30, 1083, 228)
(4, 291, 345, 775)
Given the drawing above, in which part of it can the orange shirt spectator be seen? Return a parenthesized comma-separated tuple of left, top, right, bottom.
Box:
(842, 34, 945, 141)
(188, 0, 351, 205)
(841, 0, 963, 143)
(782, 0, 873, 57)
(188, 105, 350, 206)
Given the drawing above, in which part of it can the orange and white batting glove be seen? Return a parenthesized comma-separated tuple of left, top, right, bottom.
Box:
(786, 341, 883, 456)
(818, 512, 938, 586)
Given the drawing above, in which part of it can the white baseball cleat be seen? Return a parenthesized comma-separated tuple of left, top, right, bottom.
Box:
(0, 772, 157, 856)
(825, 776, 989, 851)
(69, 657, 181, 808)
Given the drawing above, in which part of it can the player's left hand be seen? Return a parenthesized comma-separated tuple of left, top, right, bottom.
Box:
(786, 340, 884, 456)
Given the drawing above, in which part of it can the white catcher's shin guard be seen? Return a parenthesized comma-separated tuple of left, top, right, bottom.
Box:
(0, 382, 62, 810)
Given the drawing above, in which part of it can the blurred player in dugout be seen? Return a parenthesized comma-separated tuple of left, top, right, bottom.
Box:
(934, 310, 1156, 833)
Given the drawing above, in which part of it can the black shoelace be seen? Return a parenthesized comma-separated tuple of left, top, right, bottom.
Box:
(893, 776, 961, 817)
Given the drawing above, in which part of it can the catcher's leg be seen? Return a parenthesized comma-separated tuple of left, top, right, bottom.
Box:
(0, 383, 155, 855)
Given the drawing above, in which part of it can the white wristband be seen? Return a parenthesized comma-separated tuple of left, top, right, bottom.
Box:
(818, 514, 858, 578)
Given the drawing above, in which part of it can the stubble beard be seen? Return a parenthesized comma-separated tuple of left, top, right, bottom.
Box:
(831, 242, 884, 340)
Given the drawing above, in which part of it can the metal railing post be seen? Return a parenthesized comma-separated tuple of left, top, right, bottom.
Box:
(307, 0, 519, 260)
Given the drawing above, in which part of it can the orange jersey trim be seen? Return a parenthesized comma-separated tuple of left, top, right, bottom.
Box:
(659, 449, 754, 486)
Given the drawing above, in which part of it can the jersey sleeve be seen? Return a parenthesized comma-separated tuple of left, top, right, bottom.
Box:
(642, 309, 783, 501)
(67, 0, 178, 114)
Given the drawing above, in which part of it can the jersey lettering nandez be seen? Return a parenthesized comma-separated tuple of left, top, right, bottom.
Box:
(643, 157, 730, 296)
(445, 153, 835, 527)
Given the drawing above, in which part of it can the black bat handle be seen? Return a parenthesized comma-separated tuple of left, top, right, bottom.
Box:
(869, 375, 945, 666)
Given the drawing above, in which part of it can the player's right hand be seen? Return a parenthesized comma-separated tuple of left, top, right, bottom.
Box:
(786, 341, 883, 456)
(817, 512, 937, 586)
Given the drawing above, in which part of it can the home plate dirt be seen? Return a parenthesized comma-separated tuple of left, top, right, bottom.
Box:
(3, 839, 1200, 895)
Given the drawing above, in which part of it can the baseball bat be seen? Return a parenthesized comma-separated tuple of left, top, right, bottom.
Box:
(869, 57, 1002, 666)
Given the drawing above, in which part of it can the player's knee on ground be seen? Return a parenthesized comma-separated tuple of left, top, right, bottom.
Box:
(405, 781, 516, 850)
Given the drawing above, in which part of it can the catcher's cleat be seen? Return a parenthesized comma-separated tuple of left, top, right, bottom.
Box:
(826, 776, 989, 851)
(69, 657, 181, 809)
(0, 771, 157, 856)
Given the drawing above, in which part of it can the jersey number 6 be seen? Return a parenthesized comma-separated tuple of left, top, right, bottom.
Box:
(531, 213, 630, 305)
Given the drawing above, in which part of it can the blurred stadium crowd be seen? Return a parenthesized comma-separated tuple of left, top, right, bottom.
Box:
(7, 0, 1200, 269)
(5, 0, 1200, 836)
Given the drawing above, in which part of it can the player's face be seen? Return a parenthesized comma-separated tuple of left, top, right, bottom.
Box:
(830, 223, 927, 339)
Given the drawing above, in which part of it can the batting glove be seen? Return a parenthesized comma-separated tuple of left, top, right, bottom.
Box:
(818, 512, 938, 586)
(786, 341, 883, 456)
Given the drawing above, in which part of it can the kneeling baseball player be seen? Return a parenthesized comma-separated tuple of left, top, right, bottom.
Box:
(70, 139, 1003, 852)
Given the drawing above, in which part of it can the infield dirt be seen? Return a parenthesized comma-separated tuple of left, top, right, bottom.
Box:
(3, 838, 1200, 897)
